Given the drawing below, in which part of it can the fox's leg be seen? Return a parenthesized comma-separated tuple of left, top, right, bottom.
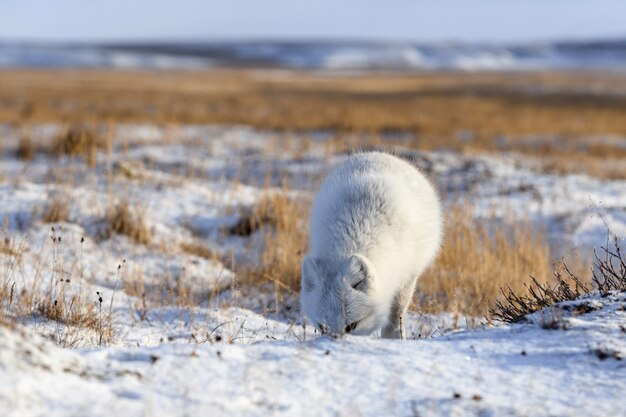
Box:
(381, 277, 417, 339)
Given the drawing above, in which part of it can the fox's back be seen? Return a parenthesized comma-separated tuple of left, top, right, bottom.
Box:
(309, 152, 441, 278)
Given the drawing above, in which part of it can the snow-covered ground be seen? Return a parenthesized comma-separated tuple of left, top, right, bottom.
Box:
(1, 292, 625, 417)
(1, 124, 626, 416)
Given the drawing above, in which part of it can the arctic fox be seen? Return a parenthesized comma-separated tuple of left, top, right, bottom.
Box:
(301, 152, 442, 339)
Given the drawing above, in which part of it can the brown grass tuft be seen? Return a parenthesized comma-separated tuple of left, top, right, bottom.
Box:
(41, 193, 71, 223)
(100, 200, 151, 245)
(418, 204, 553, 318)
(0, 236, 20, 257)
(50, 125, 106, 168)
(240, 192, 309, 293)
(17, 136, 36, 161)
(35, 294, 100, 332)
(180, 240, 217, 260)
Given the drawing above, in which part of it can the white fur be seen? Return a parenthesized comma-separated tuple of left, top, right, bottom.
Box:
(300, 152, 442, 338)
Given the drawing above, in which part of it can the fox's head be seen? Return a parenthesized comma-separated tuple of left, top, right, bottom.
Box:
(300, 254, 385, 336)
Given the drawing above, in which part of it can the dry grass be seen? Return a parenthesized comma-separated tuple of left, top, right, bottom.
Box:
(238, 192, 309, 293)
(35, 293, 101, 336)
(0, 236, 20, 257)
(121, 267, 148, 320)
(122, 266, 146, 300)
(2, 70, 625, 137)
(0, 236, 23, 306)
(2, 70, 626, 178)
(418, 204, 553, 318)
(1, 231, 112, 347)
(99, 200, 151, 245)
(41, 192, 71, 223)
(123, 265, 199, 310)
(50, 125, 107, 168)
(180, 240, 217, 260)
(17, 136, 36, 161)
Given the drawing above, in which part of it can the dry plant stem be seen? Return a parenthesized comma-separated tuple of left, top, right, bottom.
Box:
(1, 229, 110, 347)
(593, 235, 626, 294)
(491, 234, 626, 323)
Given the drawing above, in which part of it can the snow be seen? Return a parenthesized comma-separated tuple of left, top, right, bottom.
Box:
(406, 149, 626, 255)
(1, 123, 626, 416)
(4, 123, 626, 254)
(1, 292, 625, 417)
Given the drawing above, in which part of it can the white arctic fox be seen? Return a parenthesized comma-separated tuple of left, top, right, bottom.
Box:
(301, 152, 442, 339)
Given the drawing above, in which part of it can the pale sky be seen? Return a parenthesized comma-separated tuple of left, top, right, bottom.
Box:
(1, 0, 625, 43)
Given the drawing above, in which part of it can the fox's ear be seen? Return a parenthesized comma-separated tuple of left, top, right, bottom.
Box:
(301, 256, 320, 292)
(346, 254, 374, 292)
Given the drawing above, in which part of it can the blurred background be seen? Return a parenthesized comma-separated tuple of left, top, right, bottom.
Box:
(2, 0, 626, 71)
(1, 1, 626, 170)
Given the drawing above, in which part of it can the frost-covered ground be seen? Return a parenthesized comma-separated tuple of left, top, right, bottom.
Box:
(1, 124, 626, 416)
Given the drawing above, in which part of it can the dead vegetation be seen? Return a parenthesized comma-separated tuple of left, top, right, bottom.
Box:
(41, 192, 71, 223)
(122, 264, 200, 310)
(490, 268, 588, 323)
(0, 236, 21, 257)
(418, 204, 553, 318)
(490, 235, 626, 323)
(255, 194, 308, 293)
(2, 70, 626, 178)
(235, 192, 309, 293)
(17, 136, 36, 161)
(1, 230, 113, 347)
(15, 124, 109, 168)
(180, 240, 217, 260)
(35, 292, 102, 340)
(50, 125, 107, 168)
(99, 200, 151, 245)
(0, 236, 24, 305)
(592, 237, 626, 294)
